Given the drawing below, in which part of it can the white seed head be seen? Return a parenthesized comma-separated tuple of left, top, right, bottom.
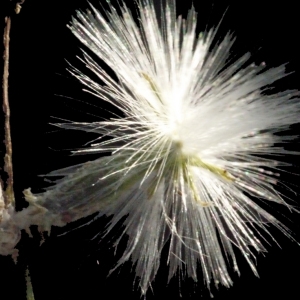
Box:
(35, 0, 299, 296)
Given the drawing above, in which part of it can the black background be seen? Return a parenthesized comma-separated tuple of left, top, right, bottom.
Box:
(0, 0, 300, 299)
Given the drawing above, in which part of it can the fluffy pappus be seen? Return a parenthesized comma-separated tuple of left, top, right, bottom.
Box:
(32, 0, 299, 296)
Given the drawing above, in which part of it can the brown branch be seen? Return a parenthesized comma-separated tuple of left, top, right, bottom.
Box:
(1, 1, 26, 208)
(2, 15, 14, 207)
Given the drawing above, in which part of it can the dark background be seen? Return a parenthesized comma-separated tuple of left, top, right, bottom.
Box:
(0, 0, 300, 299)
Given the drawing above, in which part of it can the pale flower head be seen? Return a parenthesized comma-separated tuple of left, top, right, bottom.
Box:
(34, 0, 299, 296)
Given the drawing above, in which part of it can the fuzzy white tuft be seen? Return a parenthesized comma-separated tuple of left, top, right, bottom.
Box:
(36, 0, 299, 295)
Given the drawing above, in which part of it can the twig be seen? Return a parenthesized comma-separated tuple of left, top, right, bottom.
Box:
(26, 266, 35, 300)
(2, 14, 14, 207)
(1, 2, 35, 300)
